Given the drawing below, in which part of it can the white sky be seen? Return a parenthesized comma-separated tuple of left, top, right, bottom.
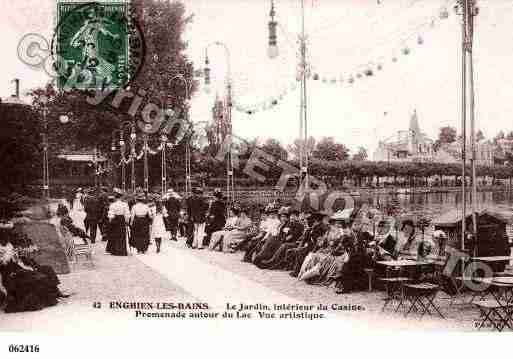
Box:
(2, 0, 513, 155)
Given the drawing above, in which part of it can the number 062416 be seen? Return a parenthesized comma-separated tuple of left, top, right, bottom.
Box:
(8, 345, 40, 353)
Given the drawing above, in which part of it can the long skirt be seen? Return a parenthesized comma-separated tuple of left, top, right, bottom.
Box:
(254, 236, 282, 268)
(298, 252, 329, 280)
(106, 215, 127, 256)
(223, 230, 247, 252)
(131, 216, 151, 253)
(1, 262, 61, 313)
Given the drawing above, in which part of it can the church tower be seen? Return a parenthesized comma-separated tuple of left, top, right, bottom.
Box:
(409, 109, 421, 153)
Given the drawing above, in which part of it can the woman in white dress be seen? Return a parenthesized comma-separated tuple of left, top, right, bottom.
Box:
(151, 201, 168, 253)
(73, 189, 84, 211)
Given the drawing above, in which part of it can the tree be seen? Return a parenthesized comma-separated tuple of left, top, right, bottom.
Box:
(260, 138, 288, 161)
(434, 126, 457, 151)
(27, 0, 196, 190)
(312, 137, 350, 161)
(476, 130, 485, 142)
(352, 146, 368, 161)
(494, 130, 506, 144)
(0, 102, 42, 193)
(287, 137, 316, 160)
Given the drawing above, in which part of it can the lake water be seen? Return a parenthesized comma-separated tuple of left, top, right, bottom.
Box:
(365, 190, 513, 221)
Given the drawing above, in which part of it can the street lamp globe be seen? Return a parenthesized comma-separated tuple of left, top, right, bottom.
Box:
(268, 44, 279, 59)
(59, 114, 70, 124)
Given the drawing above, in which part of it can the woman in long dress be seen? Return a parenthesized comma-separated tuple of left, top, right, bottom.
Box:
(130, 195, 152, 254)
(106, 192, 130, 256)
(0, 224, 68, 313)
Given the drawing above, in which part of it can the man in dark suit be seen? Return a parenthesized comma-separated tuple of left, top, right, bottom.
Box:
(186, 187, 209, 249)
(204, 188, 227, 247)
(163, 188, 181, 241)
(83, 190, 102, 243)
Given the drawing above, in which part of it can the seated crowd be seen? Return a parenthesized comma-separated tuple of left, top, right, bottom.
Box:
(203, 203, 445, 294)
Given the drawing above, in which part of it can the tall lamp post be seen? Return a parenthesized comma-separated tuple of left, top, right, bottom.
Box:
(204, 41, 235, 205)
(39, 96, 50, 199)
(37, 96, 70, 199)
(159, 74, 191, 196)
(267, 0, 310, 189)
(112, 122, 134, 192)
(455, 0, 479, 251)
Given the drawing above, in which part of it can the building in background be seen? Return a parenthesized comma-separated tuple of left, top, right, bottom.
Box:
(373, 109, 435, 162)
(373, 109, 495, 166)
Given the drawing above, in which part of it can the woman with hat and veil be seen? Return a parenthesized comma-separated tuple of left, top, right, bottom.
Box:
(106, 189, 130, 256)
(130, 194, 152, 254)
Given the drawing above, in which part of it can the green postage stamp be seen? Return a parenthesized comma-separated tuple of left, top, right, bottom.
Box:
(54, 1, 144, 90)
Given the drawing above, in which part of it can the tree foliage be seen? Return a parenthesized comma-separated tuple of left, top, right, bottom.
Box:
(312, 137, 350, 161)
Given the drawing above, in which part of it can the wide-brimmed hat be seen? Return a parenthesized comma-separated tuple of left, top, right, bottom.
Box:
(278, 206, 291, 216)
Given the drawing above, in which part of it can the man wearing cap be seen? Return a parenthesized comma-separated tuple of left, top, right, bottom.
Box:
(163, 188, 181, 242)
(186, 187, 209, 249)
(204, 189, 226, 247)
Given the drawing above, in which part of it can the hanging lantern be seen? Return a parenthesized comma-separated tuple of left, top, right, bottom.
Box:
(247, 110, 253, 115)
(417, 35, 423, 45)
(313, 73, 319, 80)
(402, 47, 410, 55)
(272, 99, 278, 105)
(364, 69, 373, 77)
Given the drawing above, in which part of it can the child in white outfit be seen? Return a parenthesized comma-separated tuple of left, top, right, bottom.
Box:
(151, 202, 168, 253)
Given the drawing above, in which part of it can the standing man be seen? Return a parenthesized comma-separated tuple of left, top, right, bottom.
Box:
(163, 188, 181, 242)
(204, 188, 227, 247)
(83, 189, 102, 243)
(186, 187, 209, 249)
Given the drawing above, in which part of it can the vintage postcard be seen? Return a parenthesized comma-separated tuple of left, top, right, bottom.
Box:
(1, 0, 513, 357)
